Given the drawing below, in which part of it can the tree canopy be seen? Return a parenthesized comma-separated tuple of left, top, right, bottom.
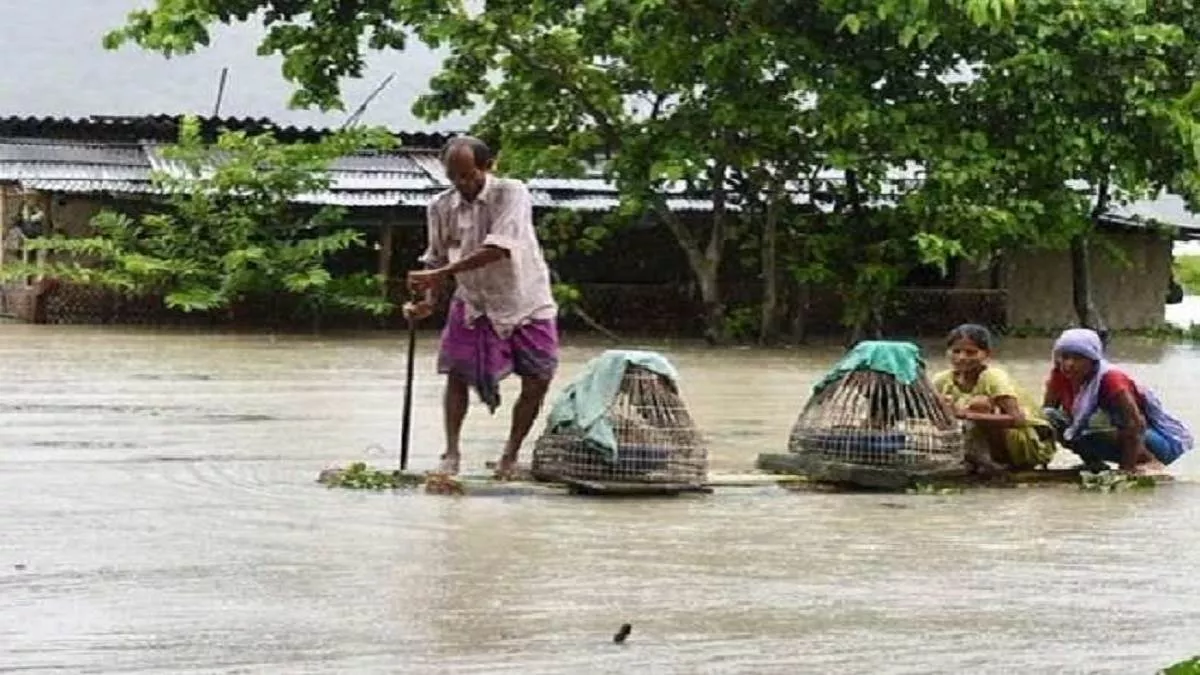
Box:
(104, 0, 1200, 339)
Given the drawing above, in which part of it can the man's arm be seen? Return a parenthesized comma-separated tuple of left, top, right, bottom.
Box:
(441, 245, 510, 276)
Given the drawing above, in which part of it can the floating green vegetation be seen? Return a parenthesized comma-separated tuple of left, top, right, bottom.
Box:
(1079, 470, 1158, 493)
(318, 462, 425, 491)
(1162, 655, 1200, 675)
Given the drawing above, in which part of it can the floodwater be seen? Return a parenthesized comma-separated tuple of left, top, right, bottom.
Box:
(2, 324, 1199, 674)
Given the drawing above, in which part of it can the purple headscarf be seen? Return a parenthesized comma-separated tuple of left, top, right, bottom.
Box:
(1052, 328, 1193, 453)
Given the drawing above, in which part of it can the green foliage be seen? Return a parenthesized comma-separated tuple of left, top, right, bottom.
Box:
(1175, 255, 1200, 294)
(3, 116, 396, 318)
(320, 462, 424, 490)
(1079, 470, 1158, 493)
(106, 0, 1200, 338)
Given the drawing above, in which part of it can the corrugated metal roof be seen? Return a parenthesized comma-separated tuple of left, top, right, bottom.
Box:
(141, 142, 441, 191)
(540, 195, 716, 212)
(0, 115, 455, 148)
(17, 179, 160, 194)
(2, 163, 151, 181)
(407, 151, 451, 188)
(292, 190, 429, 207)
(0, 140, 148, 166)
(528, 177, 616, 192)
(327, 173, 437, 191)
(329, 153, 426, 174)
(1102, 193, 1200, 236)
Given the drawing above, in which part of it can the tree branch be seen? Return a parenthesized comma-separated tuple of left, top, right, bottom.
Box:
(651, 196, 706, 274)
(706, 160, 728, 263)
(548, 267, 620, 343)
(649, 93, 667, 121)
(493, 34, 623, 151)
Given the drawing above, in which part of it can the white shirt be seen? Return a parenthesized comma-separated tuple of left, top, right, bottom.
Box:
(420, 175, 557, 337)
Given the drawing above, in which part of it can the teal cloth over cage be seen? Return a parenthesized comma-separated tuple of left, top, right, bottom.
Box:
(545, 349, 681, 462)
(812, 341, 925, 395)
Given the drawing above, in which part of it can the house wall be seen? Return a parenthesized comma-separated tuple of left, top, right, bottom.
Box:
(46, 195, 107, 237)
(1002, 230, 1173, 331)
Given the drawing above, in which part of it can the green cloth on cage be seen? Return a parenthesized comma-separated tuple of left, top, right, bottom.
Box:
(545, 349, 680, 462)
(813, 340, 925, 394)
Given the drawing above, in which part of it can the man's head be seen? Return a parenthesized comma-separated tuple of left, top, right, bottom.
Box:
(441, 136, 494, 201)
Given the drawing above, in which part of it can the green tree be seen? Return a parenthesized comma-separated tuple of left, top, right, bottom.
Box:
(1174, 255, 1200, 295)
(106, 0, 832, 343)
(105, 0, 1200, 341)
(3, 116, 396, 320)
(866, 0, 1200, 331)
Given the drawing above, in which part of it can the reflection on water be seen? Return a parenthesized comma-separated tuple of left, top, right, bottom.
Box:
(1, 324, 1199, 673)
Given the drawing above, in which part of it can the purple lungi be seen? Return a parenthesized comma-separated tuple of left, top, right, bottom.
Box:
(437, 298, 559, 413)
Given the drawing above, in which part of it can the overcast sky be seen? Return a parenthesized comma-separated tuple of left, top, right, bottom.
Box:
(0, 0, 474, 131)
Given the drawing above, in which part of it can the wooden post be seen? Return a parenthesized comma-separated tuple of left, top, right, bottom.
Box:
(36, 192, 52, 281)
(378, 223, 395, 295)
(0, 184, 8, 269)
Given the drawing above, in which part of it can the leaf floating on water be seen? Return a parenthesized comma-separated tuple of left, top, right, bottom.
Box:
(318, 462, 425, 491)
(1078, 470, 1159, 493)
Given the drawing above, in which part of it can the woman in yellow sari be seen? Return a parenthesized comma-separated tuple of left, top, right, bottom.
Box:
(932, 324, 1057, 474)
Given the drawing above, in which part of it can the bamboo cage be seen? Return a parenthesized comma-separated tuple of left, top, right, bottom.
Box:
(788, 369, 965, 469)
(532, 365, 708, 485)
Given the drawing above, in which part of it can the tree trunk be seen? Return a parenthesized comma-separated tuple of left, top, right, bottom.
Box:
(759, 196, 779, 345)
(1074, 177, 1110, 340)
(842, 169, 878, 345)
(696, 264, 724, 344)
(653, 163, 729, 345)
(789, 281, 810, 343)
(1070, 235, 1107, 334)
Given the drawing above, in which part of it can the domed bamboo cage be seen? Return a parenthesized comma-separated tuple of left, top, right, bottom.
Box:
(532, 351, 708, 486)
(788, 341, 965, 471)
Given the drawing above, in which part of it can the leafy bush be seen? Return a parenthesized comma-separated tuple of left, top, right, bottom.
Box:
(3, 115, 396, 318)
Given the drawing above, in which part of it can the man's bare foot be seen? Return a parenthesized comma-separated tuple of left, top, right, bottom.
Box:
(493, 452, 519, 481)
(435, 453, 460, 476)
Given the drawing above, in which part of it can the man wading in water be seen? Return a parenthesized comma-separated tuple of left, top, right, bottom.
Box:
(404, 136, 559, 479)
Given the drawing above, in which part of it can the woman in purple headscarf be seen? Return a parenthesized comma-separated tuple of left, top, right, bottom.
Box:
(1042, 328, 1193, 474)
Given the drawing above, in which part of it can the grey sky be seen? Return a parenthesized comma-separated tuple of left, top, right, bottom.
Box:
(0, 0, 474, 131)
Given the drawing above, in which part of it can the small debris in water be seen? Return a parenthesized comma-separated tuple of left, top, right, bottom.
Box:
(424, 473, 465, 496)
(14, 563, 26, 571)
(613, 623, 632, 643)
(879, 502, 908, 509)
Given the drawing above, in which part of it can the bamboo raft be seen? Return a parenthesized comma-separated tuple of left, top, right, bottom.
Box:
(755, 452, 1176, 490)
(317, 462, 806, 497)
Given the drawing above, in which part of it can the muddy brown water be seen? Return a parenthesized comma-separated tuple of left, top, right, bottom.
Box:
(2, 324, 1199, 674)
